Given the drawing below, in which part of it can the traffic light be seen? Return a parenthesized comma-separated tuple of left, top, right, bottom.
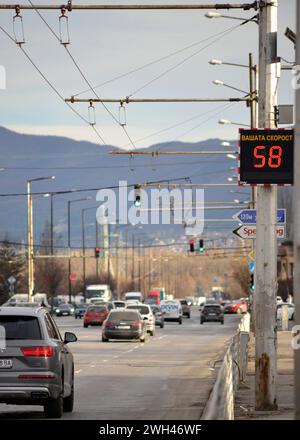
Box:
(250, 273, 255, 292)
(189, 239, 195, 253)
(199, 239, 204, 252)
(95, 246, 100, 258)
(134, 185, 141, 207)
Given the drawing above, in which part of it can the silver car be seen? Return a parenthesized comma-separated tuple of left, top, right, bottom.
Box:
(0, 307, 77, 418)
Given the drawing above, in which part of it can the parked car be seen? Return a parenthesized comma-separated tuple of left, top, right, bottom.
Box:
(74, 303, 88, 319)
(160, 300, 182, 324)
(276, 303, 295, 321)
(201, 303, 224, 324)
(179, 299, 191, 318)
(83, 305, 109, 327)
(223, 299, 248, 314)
(55, 304, 75, 317)
(150, 305, 165, 328)
(0, 306, 77, 418)
(102, 309, 147, 342)
(126, 303, 156, 336)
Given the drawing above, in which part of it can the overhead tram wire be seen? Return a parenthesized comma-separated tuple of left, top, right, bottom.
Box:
(73, 23, 253, 98)
(127, 23, 243, 98)
(27, 0, 136, 150)
(0, 24, 106, 144)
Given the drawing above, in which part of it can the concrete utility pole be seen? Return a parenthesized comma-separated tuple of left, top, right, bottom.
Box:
(27, 180, 34, 303)
(255, 0, 279, 410)
(294, 0, 300, 421)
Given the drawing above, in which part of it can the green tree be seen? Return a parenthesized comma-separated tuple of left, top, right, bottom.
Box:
(0, 237, 25, 305)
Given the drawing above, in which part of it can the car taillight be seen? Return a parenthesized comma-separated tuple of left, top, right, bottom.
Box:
(132, 322, 142, 328)
(104, 321, 114, 327)
(21, 346, 53, 357)
(18, 374, 55, 379)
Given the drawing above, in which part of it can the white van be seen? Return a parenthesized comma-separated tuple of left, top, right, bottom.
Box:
(160, 299, 182, 324)
(123, 292, 144, 303)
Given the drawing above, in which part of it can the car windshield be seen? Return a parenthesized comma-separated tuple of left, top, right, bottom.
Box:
(87, 306, 107, 312)
(127, 305, 150, 315)
(0, 316, 42, 340)
(60, 304, 71, 309)
(109, 311, 140, 321)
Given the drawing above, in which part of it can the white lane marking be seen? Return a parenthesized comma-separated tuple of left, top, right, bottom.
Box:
(127, 349, 134, 353)
(134, 345, 139, 349)
(113, 355, 119, 359)
(90, 364, 95, 368)
(75, 369, 82, 374)
(102, 359, 108, 362)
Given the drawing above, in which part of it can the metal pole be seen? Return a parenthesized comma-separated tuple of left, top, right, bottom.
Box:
(68, 200, 72, 303)
(96, 218, 99, 283)
(132, 235, 135, 290)
(50, 193, 54, 255)
(255, 0, 278, 411)
(27, 180, 33, 302)
(0, 3, 258, 11)
(294, 0, 300, 420)
(138, 238, 141, 292)
(81, 209, 86, 299)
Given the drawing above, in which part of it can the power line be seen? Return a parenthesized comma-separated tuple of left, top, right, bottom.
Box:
(73, 25, 249, 98)
(27, 0, 136, 149)
(0, 24, 106, 144)
(127, 23, 241, 97)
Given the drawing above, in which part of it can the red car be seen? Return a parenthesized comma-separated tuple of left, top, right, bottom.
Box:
(223, 299, 248, 314)
(84, 305, 109, 327)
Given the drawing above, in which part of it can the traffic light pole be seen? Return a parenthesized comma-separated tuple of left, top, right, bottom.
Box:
(255, 0, 278, 410)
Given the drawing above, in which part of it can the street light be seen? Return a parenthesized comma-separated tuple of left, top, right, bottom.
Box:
(209, 58, 249, 68)
(227, 176, 238, 182)
(227, 153, 237, 160)
(213, 79, 249, 95)
(222, 141, 231, 147)
(205, 11, 258, 23)
(67, 197, 92, 302)
(27, 176, 55, 302)
(219, 118, 250, 127)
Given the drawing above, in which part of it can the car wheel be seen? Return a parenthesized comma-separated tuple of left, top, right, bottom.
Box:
(75, 316, 77, 319)
(160, 323, 164, 329)
(63, 374, 74, 412)
(140, 335, 146, 342)
(200, 320, 204, 324)
(102, 335, 109, 342)
(220, 320, 224, 325)
(84, 323, 88, 328)
(179, 318, 182, 325)
(150, 330, 155, 336)
(187, 314, 191, 319)
(44, 394, 63, 418)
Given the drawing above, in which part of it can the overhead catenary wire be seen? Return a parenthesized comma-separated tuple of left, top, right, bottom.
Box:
(0, 24, 106, 144)
(73, 24, 252, 98)
(27, 0, 136, 149)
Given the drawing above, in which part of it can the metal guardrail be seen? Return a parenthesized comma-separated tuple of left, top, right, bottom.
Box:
(202, 313, 251, 420)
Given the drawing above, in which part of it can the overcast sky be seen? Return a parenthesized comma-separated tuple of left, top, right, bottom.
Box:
(0, 0, 296, 148)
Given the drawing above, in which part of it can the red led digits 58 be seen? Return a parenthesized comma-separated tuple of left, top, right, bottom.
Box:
(254, 145, 282, 169)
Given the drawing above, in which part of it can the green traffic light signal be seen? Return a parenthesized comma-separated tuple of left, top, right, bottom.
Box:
(199, 239, 204, 252)
(134, 196, 141, 207)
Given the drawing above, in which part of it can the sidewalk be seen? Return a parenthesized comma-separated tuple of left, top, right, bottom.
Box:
(234, 331, 294, 420)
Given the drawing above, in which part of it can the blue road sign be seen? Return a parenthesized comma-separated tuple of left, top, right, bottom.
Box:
(233, 209, 286, 224)
(249, 260, 255, 274)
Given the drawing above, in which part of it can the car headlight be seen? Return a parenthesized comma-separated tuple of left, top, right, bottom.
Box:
(71, 308, 75, 313)
(56, 309, 60, 313)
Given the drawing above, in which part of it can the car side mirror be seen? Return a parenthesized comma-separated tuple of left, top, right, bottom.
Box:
(64, 332, 77, 344)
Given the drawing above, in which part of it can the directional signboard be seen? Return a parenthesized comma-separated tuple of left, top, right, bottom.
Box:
(233, 225, 286, 240)
(249, 260, 255, 273)
(233, 209, 286, 224)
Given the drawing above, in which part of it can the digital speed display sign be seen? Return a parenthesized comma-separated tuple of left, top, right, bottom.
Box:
(239, 129, 294, 185)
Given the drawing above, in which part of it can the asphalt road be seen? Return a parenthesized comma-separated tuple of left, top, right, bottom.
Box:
(0, 308, 241, 420)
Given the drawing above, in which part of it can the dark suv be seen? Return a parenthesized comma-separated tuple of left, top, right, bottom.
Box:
(0, 307, 77, 418)
(200, 304, 224, 324)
